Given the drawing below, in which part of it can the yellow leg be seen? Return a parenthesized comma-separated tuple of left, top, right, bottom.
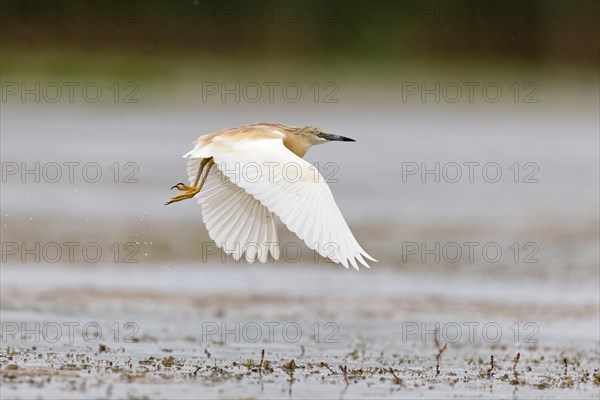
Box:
(165, 158, 214, 205)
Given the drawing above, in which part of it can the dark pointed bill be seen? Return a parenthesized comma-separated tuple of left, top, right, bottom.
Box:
(321, 133, 356, 142)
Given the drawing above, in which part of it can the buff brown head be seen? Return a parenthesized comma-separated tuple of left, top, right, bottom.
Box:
(276, 124, 356, 157)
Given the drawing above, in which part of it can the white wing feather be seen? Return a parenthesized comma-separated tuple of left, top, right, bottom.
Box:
(195, 137, 375, 270)
(186, 158, 279, 263)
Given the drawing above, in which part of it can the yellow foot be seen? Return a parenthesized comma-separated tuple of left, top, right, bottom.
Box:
(165, 183, 200, 205)
(170, 182, 197, 191)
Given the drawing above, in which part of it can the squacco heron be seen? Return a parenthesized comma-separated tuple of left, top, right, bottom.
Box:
(166, 123, 376, 270)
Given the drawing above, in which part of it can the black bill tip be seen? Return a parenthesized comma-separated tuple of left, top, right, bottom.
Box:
(321, 133, 356, 142)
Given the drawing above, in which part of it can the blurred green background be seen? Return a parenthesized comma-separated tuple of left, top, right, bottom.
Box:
(2, 0, 598, 79)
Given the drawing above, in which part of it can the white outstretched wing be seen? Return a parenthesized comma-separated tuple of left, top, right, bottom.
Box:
(187, 158, 279, 263)
(204, 137, 376, 270)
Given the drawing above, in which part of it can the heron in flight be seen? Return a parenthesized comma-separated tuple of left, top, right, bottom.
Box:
(166, 123, 376, 270)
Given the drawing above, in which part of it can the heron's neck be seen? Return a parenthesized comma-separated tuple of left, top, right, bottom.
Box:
(283, 136, 310, 158)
